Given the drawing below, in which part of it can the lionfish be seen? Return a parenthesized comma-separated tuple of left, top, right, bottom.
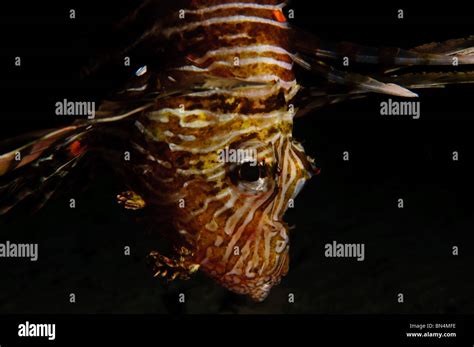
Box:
(1, 0, 473, 301)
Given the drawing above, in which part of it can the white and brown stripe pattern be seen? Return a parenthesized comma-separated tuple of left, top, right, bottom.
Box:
(128, 0, 314, 301)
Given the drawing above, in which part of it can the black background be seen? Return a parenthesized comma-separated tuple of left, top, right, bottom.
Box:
(0, 0, 473, 320)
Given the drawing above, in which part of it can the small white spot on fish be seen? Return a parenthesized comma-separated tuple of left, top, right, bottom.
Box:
(178, 134, 196, 141)
(214, 235, 223, 247)
(135, 65, 147, 76)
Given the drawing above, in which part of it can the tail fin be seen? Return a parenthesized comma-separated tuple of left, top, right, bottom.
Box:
(0, 124, 91, 215)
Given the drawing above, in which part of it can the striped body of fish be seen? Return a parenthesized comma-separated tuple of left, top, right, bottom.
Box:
(125, 0, 314, 301)
(1, 0, 474, 301)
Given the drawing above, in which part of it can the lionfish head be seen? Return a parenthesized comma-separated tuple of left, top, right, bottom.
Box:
(172, 133, 317, 301)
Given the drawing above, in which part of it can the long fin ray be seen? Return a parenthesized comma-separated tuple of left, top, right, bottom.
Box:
(293, 54, 418, 97)
(292, 28, 474, 66)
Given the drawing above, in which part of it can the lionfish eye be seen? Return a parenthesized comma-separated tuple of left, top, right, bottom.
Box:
(231, 160, 272, 194)
(239, 162, 265, 182)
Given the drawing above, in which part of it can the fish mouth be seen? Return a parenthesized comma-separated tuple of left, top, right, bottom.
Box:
(247, 249, 289, 302)
(248, 282, 275, 302)
(205, 243, 290, 302)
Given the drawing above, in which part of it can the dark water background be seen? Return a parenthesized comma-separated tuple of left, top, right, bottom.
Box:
(0, 1, 472, 314)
